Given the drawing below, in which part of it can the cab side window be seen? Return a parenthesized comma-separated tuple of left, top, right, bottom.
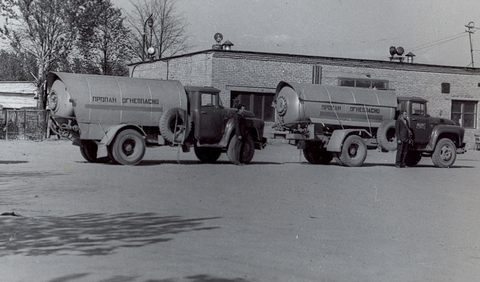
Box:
(411, 102, 425, 116)
(201, 93, 217, 107)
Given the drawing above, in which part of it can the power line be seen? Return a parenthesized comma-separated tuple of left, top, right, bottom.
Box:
(408, 32, 467, 52)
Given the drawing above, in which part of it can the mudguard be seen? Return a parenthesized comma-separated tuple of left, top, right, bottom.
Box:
(219, 118, 235, 148)
(426, 124, 465, 151)
(97, 124, 146, 158)
(326, 129, 368, 152)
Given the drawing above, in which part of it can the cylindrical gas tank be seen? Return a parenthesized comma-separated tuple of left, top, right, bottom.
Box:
(46, 72, 187, 127)
(47, 79, 74, 117)
(274, 85, 308, 127)
(275, 81, 398, 129)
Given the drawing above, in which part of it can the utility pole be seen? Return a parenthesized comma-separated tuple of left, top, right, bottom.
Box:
(465, 21, 477, 68)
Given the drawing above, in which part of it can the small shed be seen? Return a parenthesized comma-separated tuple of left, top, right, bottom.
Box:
(0, 81, 37, 109)
(0, 82, 42, 140)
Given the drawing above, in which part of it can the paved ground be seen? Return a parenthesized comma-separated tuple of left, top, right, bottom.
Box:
(1, 140, 480, 282)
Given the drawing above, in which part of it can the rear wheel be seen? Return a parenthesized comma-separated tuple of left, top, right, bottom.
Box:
(194, 146, 222, 163)
(432, 138, 456, 168)
(111, 129, 146, 166)
(303, 142, 333, 164)
(339, 135, 367, 167)
(79, 140, 110, 163)
(333, 153, 344, 166)
(227, 134, 255, 164)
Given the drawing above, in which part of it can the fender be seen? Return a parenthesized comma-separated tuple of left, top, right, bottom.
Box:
(246, 117, 265, 142)
(326, 129, 368, 152)
(218, 118, 235, 148)
(97, 124, 146, 158)
(426, 124, 465, 151)
(200, 117, 262, 149)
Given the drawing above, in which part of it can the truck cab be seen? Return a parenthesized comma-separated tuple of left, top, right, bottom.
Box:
(397, 97, 464, 151)
(396, 96, 465, 167)
(186, 86, 227, 144)
(186, 86, 266, 149)
(398, 97, 432, 146)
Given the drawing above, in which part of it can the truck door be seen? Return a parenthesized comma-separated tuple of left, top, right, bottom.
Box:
(408, 101, 430, 145)
(196, 92, 225, 144)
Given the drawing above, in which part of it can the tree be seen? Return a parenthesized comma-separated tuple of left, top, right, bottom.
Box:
(75, 0, 133, 75)
(0, 50, 36, 81)
(127, 0, 192, 61)
(0, 0, 88, 108)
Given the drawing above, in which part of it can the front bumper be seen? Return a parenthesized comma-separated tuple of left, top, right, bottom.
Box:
(457, 142, 467, 154)
(255, 137, 267, 149)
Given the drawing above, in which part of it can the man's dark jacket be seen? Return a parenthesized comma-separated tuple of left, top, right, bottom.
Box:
(395, 118, 410, 142)
(234, 112, 248, 138)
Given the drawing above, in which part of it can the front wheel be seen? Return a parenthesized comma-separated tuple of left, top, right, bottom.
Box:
(405, 151, 422, 167)
(432, 138, 457, 168)
(111, 129, 146, 166)
(303, 142, 333, 164)
(227, 134, 255, 164)
(194, 146, 222, 163)
(339, 135, 367, 167)
(79, 140, 110, 163)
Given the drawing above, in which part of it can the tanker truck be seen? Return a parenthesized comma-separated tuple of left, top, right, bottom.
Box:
(273, 81, 466, 167)
(45, 72, 266, 165)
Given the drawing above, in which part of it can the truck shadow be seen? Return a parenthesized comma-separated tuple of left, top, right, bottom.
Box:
(45, 273, 252, 282)
(0, 213, 220, 257)
(361, 163, 475, 169)
(0, 160, 28, 164)
(136, 160, 283, 166)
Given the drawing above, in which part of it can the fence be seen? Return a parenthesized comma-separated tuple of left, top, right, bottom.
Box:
(0, 109, 46, 141)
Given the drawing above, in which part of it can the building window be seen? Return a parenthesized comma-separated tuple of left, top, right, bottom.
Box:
(441, 83, 450, 94)
(312, 65, 322, 84)
(338, 78, 389, 90)
(231, 91, 275, 122)
(451, 100, 477, 128)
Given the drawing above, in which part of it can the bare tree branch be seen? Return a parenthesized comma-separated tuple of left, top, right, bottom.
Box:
(126, 0, 193, 60)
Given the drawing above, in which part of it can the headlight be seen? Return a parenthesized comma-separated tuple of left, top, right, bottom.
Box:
(47, 91, 58, 111)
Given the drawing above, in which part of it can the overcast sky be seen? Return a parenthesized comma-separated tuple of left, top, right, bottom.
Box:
(112, 0, 480, 67)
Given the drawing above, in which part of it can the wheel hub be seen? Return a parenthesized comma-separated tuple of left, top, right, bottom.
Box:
(276, 97, 288, 116)
(122, 140, 136, 156)
(441, 146, 452, 160)
(348, 145, 358, 156)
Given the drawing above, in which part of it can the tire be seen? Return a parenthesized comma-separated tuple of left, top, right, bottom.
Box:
(404, 151, 422, 167)
(431, 138, 457, 168)
(111, 129, 146, 166)
(377, 119, 397, 151)
(194, 146, 222, 163)
(333, 153, 344, 166)
(339, 135, 367, 167)
(159, 107, 191, 143)
(79, 140, 110, 163)
(303, 142, 333, 164)
(226, 134, 255, 164)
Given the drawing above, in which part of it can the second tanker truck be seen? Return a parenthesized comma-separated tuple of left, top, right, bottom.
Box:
(273, 81, 465, 167)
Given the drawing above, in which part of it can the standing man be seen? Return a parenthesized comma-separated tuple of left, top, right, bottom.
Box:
(395, 110, 412, 168)
(234, 104, 248, 165)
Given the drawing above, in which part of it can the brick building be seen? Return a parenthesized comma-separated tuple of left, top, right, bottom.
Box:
(129, 50, 480, 149)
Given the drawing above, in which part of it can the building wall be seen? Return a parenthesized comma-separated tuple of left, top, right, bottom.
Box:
(129, 50, 480, 148)
(131, 52, 214, 87)
(212, 56, 313, 104)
